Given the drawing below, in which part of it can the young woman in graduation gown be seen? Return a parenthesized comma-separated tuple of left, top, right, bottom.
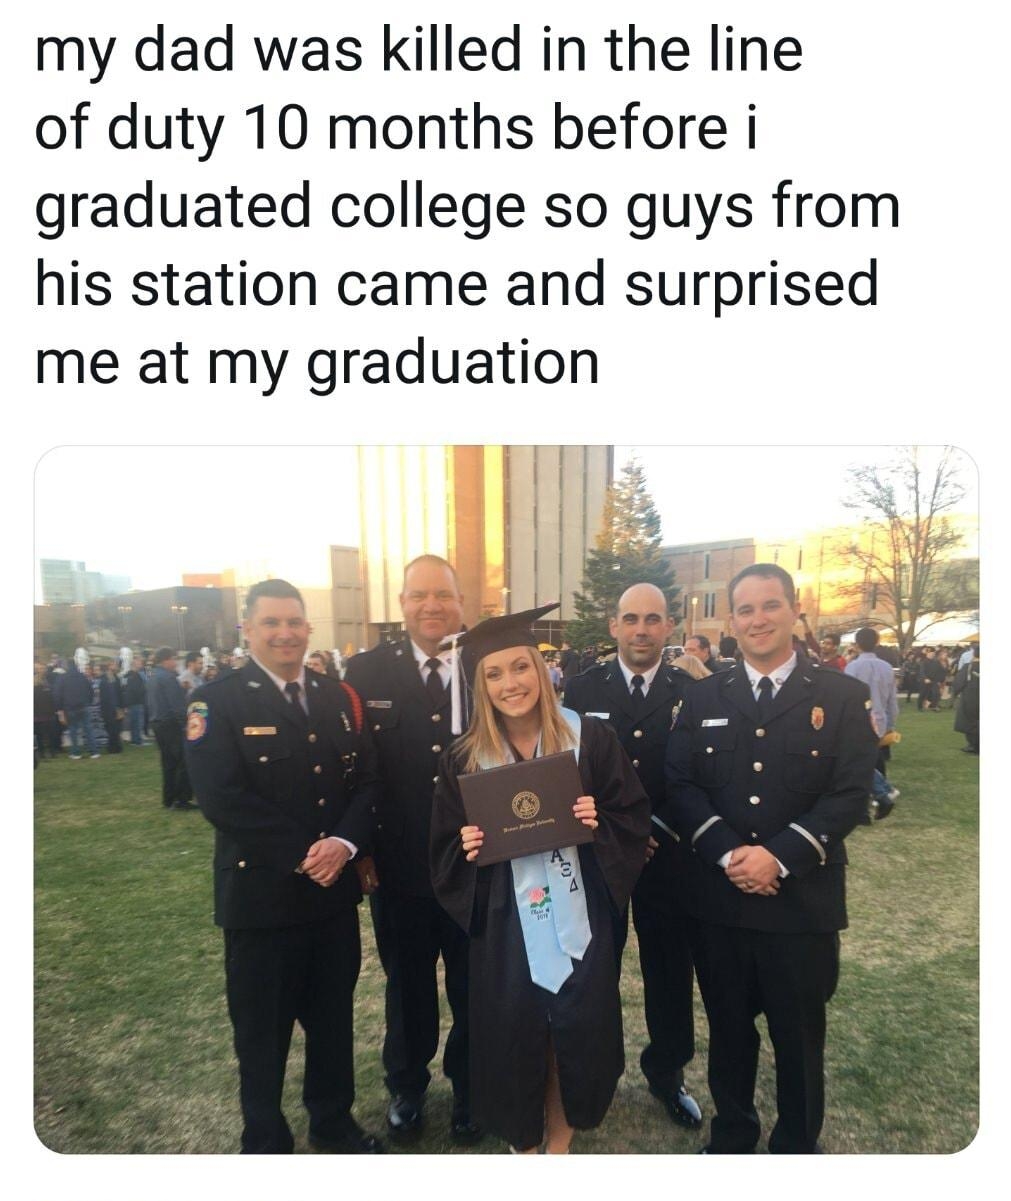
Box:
(430, 607, 651, 1153)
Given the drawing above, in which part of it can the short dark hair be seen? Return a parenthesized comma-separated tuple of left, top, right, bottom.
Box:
(401, 554, 461, 594)
(686, 633, 711, 652)
(718, 635, 738, 657)
(185, 651, 201, 668)
(821, 633, 841, 649)
(728, 563, 797, 609)
(855, 627, 879, 652)
(244, 578, 304, 617)
(153, 646, 176, 665)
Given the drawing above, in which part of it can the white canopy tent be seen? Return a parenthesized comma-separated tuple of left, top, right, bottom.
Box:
(834, 611, 979, 646)
(909, 611, 979, 646)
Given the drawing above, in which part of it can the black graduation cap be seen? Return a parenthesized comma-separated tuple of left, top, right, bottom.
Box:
(440, 602, 560, 683)
(439, 603, 559, 730)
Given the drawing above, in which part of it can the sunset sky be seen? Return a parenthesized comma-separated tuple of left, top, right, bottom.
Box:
(34, 445, 978, 599)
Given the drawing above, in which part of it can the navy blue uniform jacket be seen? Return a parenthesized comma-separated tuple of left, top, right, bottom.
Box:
(664, 661, 877, 934)
(564, 659, 693, 912)
(343, 639, 456, 898)
(185, 661, 378, 929)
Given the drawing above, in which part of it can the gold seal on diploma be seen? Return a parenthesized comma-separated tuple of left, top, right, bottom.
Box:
(512, 791, 541, 820)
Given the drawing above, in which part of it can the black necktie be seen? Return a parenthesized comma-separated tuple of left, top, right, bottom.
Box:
(630, 674, 646, 711)
(756, 675, 774, 725)
(284, 680, 308, 728)
(425, 658, 445, 704)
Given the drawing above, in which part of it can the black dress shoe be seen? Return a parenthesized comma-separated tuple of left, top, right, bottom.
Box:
(450, 1104, 484, 1144)
(698, 1145, 754, 1154)
(648, 1084, 703, 1129)
(386, 1094, 423, 1140)
(308, 1123, 384, 1154)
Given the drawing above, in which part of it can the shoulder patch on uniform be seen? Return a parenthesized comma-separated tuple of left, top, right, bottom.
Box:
(186, 700, 209, 743)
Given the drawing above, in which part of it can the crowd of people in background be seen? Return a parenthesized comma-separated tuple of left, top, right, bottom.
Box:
(34, 647, 351, 765)
(35, 637, 978, 768)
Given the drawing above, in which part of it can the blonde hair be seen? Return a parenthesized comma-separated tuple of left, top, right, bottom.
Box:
(673, 654, 712, 681)
(456, 647, 576, 774)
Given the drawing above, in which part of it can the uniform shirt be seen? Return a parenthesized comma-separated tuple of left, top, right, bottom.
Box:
(615, 657, 663, 697)
(410, 639, 456, 689)
(742, 651, 797, 701)
(845, 651, 898, 737)
(249, 655, 308, 713)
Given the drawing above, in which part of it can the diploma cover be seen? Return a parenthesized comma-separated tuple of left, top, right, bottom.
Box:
(459, 750, 593, 865)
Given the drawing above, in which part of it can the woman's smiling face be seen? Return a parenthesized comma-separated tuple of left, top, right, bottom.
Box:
(481, 646, 541, 721)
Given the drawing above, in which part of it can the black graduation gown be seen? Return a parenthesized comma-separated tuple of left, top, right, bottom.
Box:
(430, 716, 650, 1149)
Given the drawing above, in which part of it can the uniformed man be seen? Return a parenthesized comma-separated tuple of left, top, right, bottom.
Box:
(343, 555, 480, 1143)
(564, 583, 703, 1131)
(186, 579, 382, 1155)
(664, 564, 878, 1154)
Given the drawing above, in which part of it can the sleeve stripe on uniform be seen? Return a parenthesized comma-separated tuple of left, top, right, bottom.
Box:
(692, 815, 722, 845)
(651, 814, 679, 840)
(788, 822, 827, 864)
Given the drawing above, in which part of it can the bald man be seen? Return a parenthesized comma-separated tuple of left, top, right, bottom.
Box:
(564, 583, 703, 1132)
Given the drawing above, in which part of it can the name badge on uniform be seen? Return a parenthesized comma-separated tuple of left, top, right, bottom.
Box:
(587, 711, 610, 719)
(243, 726, 277, 736)
(701, 718, 729, 727)
(365, 700, 393, 709)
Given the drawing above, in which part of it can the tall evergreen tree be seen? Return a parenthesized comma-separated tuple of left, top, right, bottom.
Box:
(566, 458, 678, 649)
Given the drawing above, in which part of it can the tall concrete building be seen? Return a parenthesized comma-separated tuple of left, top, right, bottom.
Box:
(357, 446, 612, 645)
(39, 559, 86, 604)
(40, 560, 131, 605)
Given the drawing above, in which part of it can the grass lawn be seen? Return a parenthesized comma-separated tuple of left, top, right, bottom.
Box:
(34, 706, 978, 1154)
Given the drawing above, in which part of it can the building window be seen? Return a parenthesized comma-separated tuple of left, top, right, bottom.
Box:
(797, 547, 803, 570)
(704, 592, 716, 619)
(773, 547, 780, 564)
(703, 551, 711, 580)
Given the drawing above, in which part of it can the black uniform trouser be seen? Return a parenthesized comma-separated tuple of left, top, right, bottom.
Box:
(693, 922, 839, 1154)
(103, 715, 122, 753)
(224, 910, 361, 1154)
(151, 718, 191, 806)
(34, 720, 61, 757)
(370, 889, 470, 1104)
(631, 897, 697, 1090)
